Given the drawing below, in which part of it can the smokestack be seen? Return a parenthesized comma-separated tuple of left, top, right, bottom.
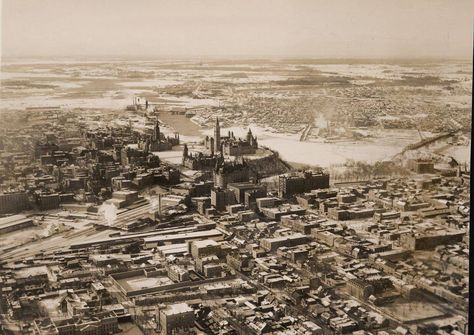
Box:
(158, 193, 162, 217)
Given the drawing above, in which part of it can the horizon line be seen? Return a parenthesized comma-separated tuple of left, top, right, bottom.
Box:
(1, 54, 471, 62)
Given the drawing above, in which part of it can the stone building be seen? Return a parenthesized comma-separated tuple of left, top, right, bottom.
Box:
(182, 144, 217, 170)
(407, 159, 435, 174)
(138, 121, 179, 152)
(278, 170, 330, 198)
(159, 303, 195, 335)
(204, 118, 258, 156)
(213, 157, 254, 189)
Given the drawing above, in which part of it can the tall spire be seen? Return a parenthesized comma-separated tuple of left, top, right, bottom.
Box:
(214, 117, 221, 154)
(210, 137, 215, 156)
(183, 144, 188, 158)
(154, 121, 160, 142)
(144, 139, 150, 154)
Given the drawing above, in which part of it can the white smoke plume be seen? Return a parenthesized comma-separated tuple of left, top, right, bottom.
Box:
(99, 202, 118, 226)
(315, 114, 328, 129)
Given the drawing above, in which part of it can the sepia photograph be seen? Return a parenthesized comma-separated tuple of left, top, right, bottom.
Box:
(0, 1, 471, 334)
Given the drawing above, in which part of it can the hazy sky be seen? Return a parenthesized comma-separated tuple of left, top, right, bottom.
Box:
(1, 0, 473, 59)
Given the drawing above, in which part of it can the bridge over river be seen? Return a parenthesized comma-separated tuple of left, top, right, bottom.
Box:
(392, 129, 461, 159)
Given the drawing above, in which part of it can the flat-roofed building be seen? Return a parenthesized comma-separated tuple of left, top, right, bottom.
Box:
(106, 190, 139, 208)
(159, 303, 195, 335)
(167, 265, 190, 282)
(227, 182, 266, 204)
(400, 230, 465, 250)
(38, 193, 60, 210)
(407, 159, 435, 174)
(278, 170, 330, 198)
(211, 187, 236, 211)
(260, 233, 309, 252)
(261, 205, 306, 221)
(14, 265, 49, 287)
(143, 229, 223, 249)
(189, 239, 220, 259)
(256, 197, 281, 210)
(0, 192, 30, 214)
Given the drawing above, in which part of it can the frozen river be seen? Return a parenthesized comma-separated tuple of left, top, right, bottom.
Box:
(198, 125, 437, 167)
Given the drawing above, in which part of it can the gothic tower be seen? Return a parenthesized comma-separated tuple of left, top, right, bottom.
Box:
(210, 137, 215, 156)
(183, 144, 188, 158)
(144, 138, 150, 154)
(153, 121, 160, 142)
(214, 117, 221, 153)
(247, 128, 253, 142)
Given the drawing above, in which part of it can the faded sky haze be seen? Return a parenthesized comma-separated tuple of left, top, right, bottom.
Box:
(1, 0, 473, 59)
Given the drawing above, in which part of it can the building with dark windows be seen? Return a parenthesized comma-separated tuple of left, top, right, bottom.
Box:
(407, 159, 435, 174)
(278, 170, 330, 197)
(0, 192, 30, 214)
(213, 158, 253, 188)
(159, 303, 195, 335)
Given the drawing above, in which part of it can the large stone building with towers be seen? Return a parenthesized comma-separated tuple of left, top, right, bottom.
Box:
(204, 118, 258, 156)
(138, 120, 180, 152)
